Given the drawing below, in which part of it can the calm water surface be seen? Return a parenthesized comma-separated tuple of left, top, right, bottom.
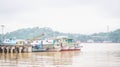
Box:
(0, 43, 120, 67)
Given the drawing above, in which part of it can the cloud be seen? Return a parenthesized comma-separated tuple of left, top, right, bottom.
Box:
(0, 0, 120, 34)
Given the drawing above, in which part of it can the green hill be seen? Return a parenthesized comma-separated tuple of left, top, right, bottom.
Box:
(2, 27, 89, 42)
(0, 27, 120, 43)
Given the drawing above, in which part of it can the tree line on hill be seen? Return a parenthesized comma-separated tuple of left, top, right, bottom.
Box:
(0, 27, 120, 43)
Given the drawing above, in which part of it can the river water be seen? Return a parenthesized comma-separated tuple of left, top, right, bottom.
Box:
(0, 43, 120, 67)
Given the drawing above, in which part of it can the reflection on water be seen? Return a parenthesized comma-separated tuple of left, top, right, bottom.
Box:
(0, 53, 32, 67)
(0, 43, 120, 67)
(0, 51, 80, 67)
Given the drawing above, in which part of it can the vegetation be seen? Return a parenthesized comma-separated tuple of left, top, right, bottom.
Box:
(109, 29, 120, 43)
(0, 27, 120, 43)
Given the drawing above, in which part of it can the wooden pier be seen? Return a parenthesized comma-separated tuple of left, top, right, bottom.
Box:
(0, 45, 32, 53)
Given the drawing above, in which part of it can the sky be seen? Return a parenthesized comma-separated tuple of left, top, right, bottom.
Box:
(0, 0, 120, 34)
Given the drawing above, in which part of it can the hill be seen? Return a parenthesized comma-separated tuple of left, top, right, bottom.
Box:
(1, 27, 89, 42)
(0, 27, 120, 43)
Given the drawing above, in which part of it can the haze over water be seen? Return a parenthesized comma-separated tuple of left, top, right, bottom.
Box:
(0, 43, 120, 67)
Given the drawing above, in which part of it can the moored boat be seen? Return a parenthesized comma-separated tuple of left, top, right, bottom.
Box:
(56, 36, 82, 51)
(74, 46, 81, 50)
(46, 39, 61, 52)
(31, 40, 48, 52)
(31, 35, 82, 52)
(68, 46, 75, 51)
(47, 47, 61, 52)
(32, 48, 47, 52)
(74, 43, 82, 50)
(61, 45, 69, 51)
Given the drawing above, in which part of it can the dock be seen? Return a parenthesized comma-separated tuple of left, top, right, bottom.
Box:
(0, 44, 32, 53)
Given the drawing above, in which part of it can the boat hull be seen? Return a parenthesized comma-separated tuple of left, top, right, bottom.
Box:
(61, 46, 69, 51)
(68, 46, 75, 51)
(47, 48, 61, 52)
(32, 48, 47, 52)
(47, 45, 61, 52)
(74, 47, 81, 50)
(74, 46, 82, 51)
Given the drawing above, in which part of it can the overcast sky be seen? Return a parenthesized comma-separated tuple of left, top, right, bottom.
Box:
(0, 0, 120, 34)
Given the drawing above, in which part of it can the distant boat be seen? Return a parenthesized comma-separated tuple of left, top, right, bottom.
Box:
(55, 36, 82, 51)
(31, 36, 82, 52)
(31, 40, 48, 52)
(31, 39, 61, 52)
(3, 38, 27, 45)
(46, 39, 61, 52)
